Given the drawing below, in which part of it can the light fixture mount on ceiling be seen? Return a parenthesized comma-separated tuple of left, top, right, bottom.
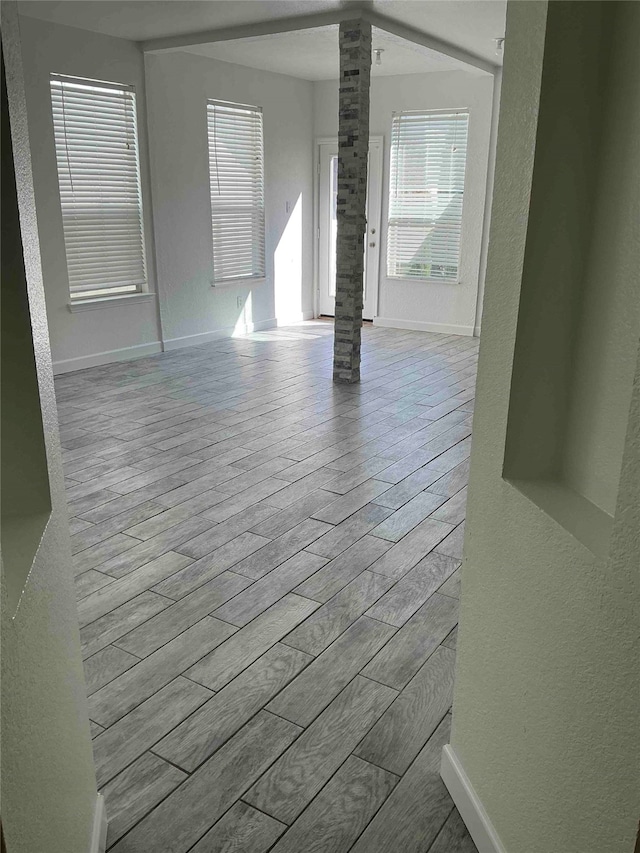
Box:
(374, 48, 384, 66)
(493, 37, 505, 56)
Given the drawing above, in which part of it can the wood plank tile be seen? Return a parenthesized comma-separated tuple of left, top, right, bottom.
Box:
(73, 533, 141, 576)
(283, 573, 394, 657)
(435, 521, 466, 559)
(269, 756, 397, 853)
(93, 676, 212, 786)
(294, 535, 392, 603)
(71, 501, 165, 554)
(110, 711, 301, 853)
(306, 503, 392, 558)
(152, 474, 236, 509)
(311, 480, 391, 525)
(80, 591, 170, 659)
(69, 517, 94, 535)
(370, 491, 447, 542)
(122, 505, 196, 540)
(116, 572, 252, 657)
(430, 486, 467, 525)
(186, 594, 319, 692)
(374, 451, 439, 485)
(321, 456, 394, 495)
(77, 477, 187, 523)
(362, 593, 458, 690)
(99, 516, 213, 578)
(108, 456, 203, 495)
(367, 517, 454, 580)
(201, 477, 288, 522)
(89, 617, 236, 727)
(175, 503, 277, 559)
(102, 752, 187, 847)
(215, 457, 294, 496)
(56, 323, 479, 852)
(438, 567, 461, 599)
(152, 532, 270, 600)
(442, 625, 458, 650)
(244, 676, 397, 824)
(154, 644, 311, 772)
(366, 553, 459, 627)
(229, 519, 332, 581)
(271, 616, 396, 726)
(429, 807, 479, 853)
(263, 468, 341, 509)
(249, 490, 334, 539)
(372, 463, 455, 510)
(427, 435, 472, 472)
(75, 569, 115, 600)
(83, 645, 139, 695)
(78, 551, 193, 627)
(355, 646, 456, 774)
(349, 718, 453, 853)
(213, 552, 327, 627)
(189, 802, 285, 853)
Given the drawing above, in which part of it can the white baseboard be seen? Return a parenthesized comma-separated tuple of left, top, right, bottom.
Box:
(89, 793, 107, 853)
(53, 341, 163, 374)
(163, 318, 278, 351)
(276, 310, 315, 324)
(440, 745, 506, 853)
(473, 324, 482, 337)
(54, 314, 315, 372)
(373, 316, 475, 336)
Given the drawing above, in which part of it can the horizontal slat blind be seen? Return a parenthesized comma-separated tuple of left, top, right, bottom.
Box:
(207, 100, 265, 282)
(387, 110, 469, 282)
(50, 74, 146, 298)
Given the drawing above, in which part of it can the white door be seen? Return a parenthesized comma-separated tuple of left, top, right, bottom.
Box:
(318, 137, 383, 321)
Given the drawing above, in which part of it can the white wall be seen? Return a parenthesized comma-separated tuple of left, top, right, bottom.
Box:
(314, 69, 495, 336)
(144, 50, 315, 348)
(17, 15, 163, 372)
(449, 3, 640, 852)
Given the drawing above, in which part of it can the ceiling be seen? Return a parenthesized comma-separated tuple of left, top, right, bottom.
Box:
(18, 1, 507, 64)
(186, 25, 471, 81)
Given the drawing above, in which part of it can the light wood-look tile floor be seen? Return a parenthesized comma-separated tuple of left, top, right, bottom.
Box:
(58, 320, 479, 853)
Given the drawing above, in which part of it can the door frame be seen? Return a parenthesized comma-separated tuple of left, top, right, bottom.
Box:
(313, 135, 384, 321)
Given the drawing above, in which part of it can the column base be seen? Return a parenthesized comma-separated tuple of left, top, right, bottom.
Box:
(333, 367, 361, 384)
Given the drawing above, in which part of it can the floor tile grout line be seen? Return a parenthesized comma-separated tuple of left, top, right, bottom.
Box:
(60, 324, 474, 850)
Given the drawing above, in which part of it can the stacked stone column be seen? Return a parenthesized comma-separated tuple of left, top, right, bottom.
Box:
(332, 19, 371, 384)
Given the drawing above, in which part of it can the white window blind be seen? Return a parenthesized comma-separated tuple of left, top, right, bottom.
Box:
(207, 100, 265, 282)
(387, 110, 469, 282)
(50, 74, 146, 300)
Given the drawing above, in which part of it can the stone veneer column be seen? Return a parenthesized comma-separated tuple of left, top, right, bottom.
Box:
(333, 19, 371, 384)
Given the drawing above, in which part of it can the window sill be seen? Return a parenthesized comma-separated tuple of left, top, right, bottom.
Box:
(68, 292, 156, 313)
(211, 277, 266, 289)
(386, 276, 462, 285)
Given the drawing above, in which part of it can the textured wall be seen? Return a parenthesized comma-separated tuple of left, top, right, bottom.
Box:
(451, 3, 640, 852)
(333, 19, 371, 383)
(1, 5, 98, 852)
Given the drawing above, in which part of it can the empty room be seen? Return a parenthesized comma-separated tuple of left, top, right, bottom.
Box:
(2, 3, 638, 853)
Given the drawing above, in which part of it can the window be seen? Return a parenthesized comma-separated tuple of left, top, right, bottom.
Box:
(207, 100, 265, 282)
(387, 110, 469, 282)
(50, 74, 146, 300)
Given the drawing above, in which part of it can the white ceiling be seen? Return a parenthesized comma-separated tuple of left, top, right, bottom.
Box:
(18, 1, 506, 64)
(186, 25, 471, 81)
